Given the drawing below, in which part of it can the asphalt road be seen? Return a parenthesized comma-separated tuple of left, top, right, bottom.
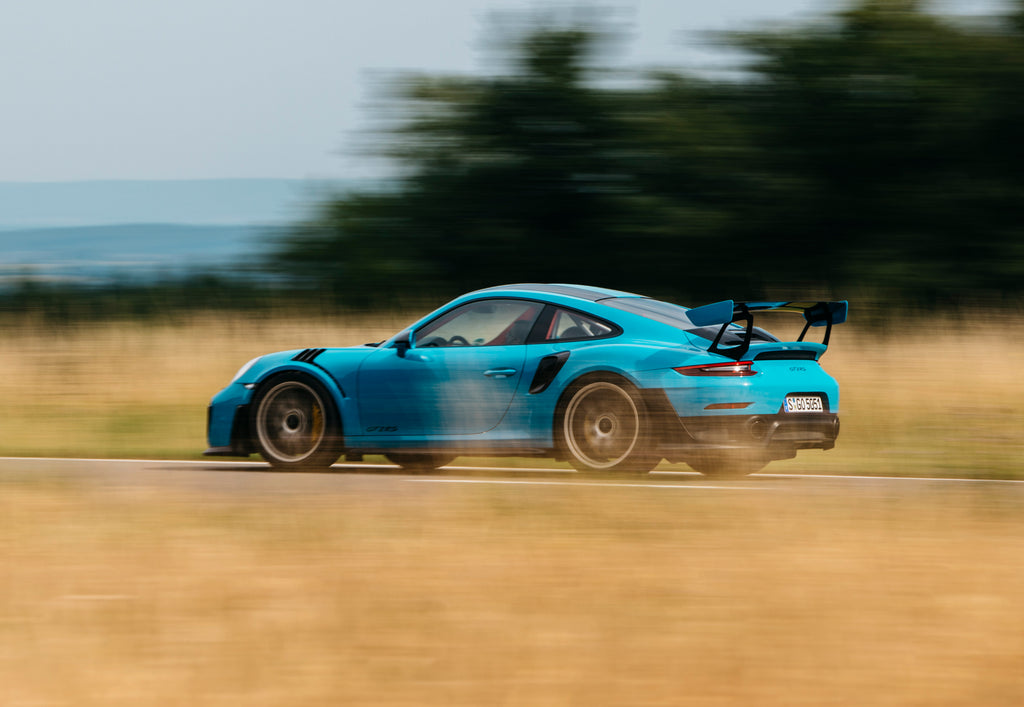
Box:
(2, 456, 1022, 498)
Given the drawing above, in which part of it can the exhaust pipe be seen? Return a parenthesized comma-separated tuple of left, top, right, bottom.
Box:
(747, 416, 769, 441)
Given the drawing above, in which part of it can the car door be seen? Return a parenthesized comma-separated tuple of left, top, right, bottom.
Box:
(356, 299, 542, 437)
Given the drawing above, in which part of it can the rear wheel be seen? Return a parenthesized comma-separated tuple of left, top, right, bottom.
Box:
(558, 377, 660, 474)
(384, 453, 455, 472)
(251, 375, 342, 470)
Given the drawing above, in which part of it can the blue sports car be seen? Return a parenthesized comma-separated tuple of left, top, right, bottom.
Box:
(205, 284, 846, 476)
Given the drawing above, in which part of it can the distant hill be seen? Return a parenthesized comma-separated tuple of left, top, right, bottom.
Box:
(0, 223, 274, 283)
(0, 178, 353, 229)
(0, 179, 362, 284)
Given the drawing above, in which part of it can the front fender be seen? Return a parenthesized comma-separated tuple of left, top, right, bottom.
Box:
(251, 363, 346, 402)
(212, 363, 348, 454)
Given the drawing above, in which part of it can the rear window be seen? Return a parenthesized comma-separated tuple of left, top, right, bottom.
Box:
(603, 297, 779, 344)
(603, 297, 696, 328)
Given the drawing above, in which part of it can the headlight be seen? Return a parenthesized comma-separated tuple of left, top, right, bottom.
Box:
(230, 356, 262, 384)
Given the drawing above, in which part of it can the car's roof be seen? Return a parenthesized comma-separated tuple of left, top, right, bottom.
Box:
(472, 283, 643, 302)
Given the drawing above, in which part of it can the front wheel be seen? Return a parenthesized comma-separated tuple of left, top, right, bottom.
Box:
(557, 378, 660, 474)
(251, 375, 342, 470)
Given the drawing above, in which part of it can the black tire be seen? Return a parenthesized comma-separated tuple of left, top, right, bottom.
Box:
(557, 377, 660, 474)
(687, 452, 767, 478)
(384, 453, 456, 472)
(250, 374, 343, 470)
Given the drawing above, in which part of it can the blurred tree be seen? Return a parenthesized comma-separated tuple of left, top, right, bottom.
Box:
(270, 1, 1024, 307)
(729, 0, 1024, 303)
(270, 21, 745, 302)
(382, 28, 634, 289)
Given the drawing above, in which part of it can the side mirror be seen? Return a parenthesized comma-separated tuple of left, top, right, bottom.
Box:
(394, 333, 412, 358)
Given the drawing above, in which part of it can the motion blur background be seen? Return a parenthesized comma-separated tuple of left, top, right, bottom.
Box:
(3, 0, 1023, 311)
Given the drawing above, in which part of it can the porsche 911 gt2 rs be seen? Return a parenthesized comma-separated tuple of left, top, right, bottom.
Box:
(205, 284, 847, 477)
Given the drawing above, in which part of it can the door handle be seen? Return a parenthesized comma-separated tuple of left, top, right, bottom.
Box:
(483, 368, 517, 378)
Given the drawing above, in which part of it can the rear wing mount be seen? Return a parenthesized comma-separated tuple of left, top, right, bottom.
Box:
(687, 299, 848, 361)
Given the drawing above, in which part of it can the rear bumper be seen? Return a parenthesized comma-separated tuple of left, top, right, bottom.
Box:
(658, 412, 839, 462)
(681, 412, 839, 448)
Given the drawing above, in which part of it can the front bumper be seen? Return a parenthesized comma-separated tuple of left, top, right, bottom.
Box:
(204, 400, 253, 457)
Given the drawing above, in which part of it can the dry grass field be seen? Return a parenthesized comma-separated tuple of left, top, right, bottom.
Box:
(0, 311, 407, 460)
(0, 308, 1020, 477)
(1, 467, 1022, 706)
(1, 310, 1023, 705)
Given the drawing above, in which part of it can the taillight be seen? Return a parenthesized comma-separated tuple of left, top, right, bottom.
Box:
(674, 361, 756, 377)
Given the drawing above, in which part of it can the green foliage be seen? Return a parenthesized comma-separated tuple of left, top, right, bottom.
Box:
(729, 0, 1024, 303)
(0, 275, 286, 323)
(270, 1, 1024, 307)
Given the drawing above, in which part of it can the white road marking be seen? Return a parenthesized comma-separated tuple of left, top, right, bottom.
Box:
(407, 477, 771, 490)
(0, 457, 1021, 486)
(0, 455, 271, 466)
(756, 472, 1024, 485)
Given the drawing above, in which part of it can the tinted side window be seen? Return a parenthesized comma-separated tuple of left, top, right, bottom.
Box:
(416, 299, 542, 347)
(544, 308, 617, 342)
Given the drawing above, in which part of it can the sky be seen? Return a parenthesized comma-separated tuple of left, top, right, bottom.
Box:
(1, 0, 1007, 183)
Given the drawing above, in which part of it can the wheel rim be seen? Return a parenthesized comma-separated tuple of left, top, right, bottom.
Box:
(563, 381, 641, 469)
(256, 381, 327, 462)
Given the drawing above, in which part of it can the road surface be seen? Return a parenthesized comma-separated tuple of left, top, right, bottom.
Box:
(1, 456, 1021, 498)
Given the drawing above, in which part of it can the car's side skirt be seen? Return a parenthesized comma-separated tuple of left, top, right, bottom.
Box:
(344, 444, 550, 459)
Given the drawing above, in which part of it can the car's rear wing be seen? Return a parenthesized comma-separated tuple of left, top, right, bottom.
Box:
(686, 300, 849, 360)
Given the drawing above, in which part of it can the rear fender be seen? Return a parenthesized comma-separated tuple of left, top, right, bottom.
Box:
(543, 343, 647, 397)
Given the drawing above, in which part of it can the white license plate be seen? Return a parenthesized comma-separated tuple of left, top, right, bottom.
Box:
(784, 395, 824, 413)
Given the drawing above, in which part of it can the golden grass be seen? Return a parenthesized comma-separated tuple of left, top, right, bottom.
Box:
(1, 312, 1023, 704)
(0, 311, 410, 459)
(786, 314, 1024, 478)
(1, 472, 1022, 706)
(0, 310, 1021, 477)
